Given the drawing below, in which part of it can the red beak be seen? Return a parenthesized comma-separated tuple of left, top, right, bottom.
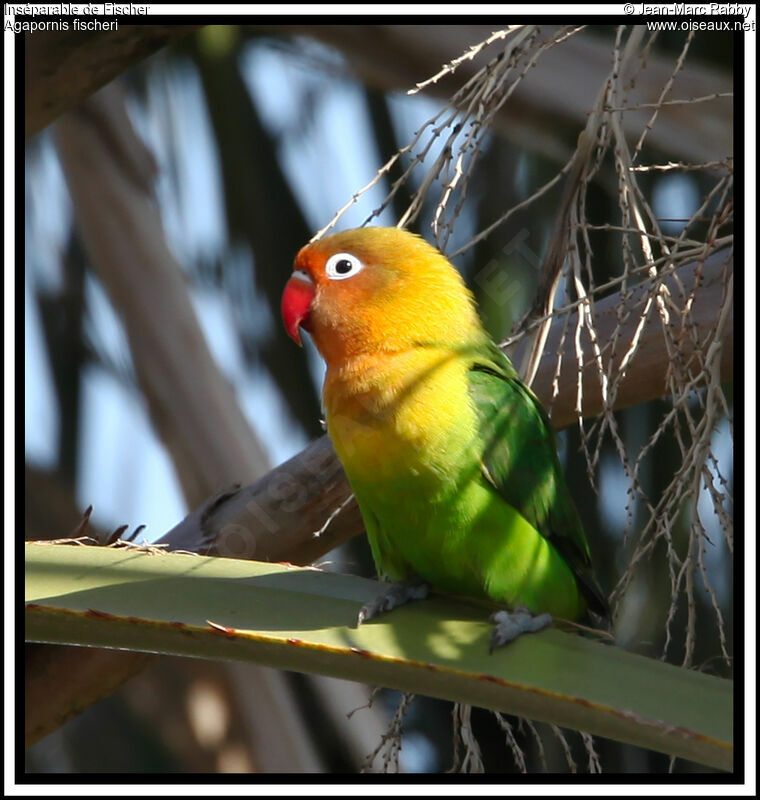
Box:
(281, 271, 315, 346)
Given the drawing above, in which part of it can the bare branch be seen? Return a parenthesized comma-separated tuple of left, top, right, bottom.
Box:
(25, 25, 200, 138)
(166, 250, 732, 565)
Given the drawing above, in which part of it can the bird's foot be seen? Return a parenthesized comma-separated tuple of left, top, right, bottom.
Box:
(357, 580, 429, 626)
(489, 606, 553, 652)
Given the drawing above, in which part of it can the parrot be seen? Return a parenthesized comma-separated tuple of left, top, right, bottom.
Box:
(280, 226, 608, 650)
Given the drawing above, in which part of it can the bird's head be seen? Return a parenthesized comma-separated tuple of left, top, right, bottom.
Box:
(281, 227, 482, 365)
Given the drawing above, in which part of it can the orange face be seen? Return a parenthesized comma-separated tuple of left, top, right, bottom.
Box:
(282, 231, 395, 355)
(281, 227, 481, 367)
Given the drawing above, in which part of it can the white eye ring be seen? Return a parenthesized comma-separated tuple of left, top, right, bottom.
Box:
(325, 252, 364, 280)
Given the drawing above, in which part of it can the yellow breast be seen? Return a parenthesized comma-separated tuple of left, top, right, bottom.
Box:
(323, 348, 479, 490)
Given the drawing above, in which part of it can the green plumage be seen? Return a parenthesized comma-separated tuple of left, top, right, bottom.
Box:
(328, 338, 607, 623)
(296, 226, 607, 625)
(467, 343, 608, 618)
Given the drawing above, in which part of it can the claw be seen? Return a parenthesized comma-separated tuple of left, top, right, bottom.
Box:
(489, 607, 553, 652)
(357, 580, 429, 627)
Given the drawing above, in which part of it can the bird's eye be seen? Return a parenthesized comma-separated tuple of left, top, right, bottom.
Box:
(325, 252, 364, 281)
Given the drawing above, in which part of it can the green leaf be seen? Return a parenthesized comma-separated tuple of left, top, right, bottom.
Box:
(25, 542, 732, 771)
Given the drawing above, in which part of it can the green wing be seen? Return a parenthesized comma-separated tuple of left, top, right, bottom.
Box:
(468, 342, 608, 618)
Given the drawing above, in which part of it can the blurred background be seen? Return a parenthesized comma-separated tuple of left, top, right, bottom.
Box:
(24, 23, 734, 774)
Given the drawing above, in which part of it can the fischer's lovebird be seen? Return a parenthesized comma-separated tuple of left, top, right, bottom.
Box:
(281, 227, 607, 649)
